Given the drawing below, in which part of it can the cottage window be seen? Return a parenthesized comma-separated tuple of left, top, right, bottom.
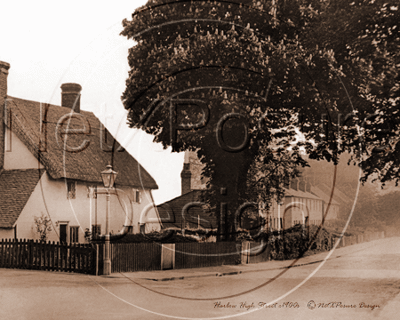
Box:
(67, 180, 76, 199)
(70, 226, 79, 243)
(132, 189, 141, 203)
(92, 224, 101, 236)
(87, 184, 97, 198)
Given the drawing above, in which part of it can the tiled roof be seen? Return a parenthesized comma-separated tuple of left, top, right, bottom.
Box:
(157, 190, 217, 230)
(284, 187, 323, 201)
(310, 186, 340, 206)
(0, 169, 44, 228)
(316, 183, 352, 205)
(6, 96, 157, 189)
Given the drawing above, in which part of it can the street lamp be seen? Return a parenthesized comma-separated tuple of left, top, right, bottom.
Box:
(101, 164, 117, 275)
(101, 165, 118, 189)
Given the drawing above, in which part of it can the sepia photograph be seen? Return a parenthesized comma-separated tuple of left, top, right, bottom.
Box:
(0, 1, 399, 319)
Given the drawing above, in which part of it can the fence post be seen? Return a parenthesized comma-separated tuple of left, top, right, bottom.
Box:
(35, 240, 39, 270)
(10, 239, 14, 268)
(4, 239, 7, 268)
(9, 239, 12, 268)
(7, 239, 11, 267)
(27, 240, 31, 269)
(0, 239, 3, 267)
(44, 240, 48, 270)
(15, 238, 19, 268)
(14, 238, 18, 268)
(48, 240, 52, 270)
(80, 244, 84, 273)
(20, 239, 23, 268)
(62, 242, 67, 272)
(10, 239, 13, 267)
(69, 243, 73, 273)
(241, 241, 249, 264)
(95, 244, 99, 276)
(56, 241, 59, 272)
(23, 239, 27, 269)
(79, 244, 83, 273)
(77, 244, 81, 273)
(51, 241, 54, 271)
(3, 239, 6, 267)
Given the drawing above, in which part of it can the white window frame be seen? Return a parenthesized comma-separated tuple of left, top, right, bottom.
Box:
(92, 224, 101, 236)
(67, 180, 76, 199)
(70, 226, 79, 243)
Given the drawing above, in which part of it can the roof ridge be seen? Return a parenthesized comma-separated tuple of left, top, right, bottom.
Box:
(158, 189, 204, 206)
(5, 95, 158, 189)
(7, 95, 96, 117)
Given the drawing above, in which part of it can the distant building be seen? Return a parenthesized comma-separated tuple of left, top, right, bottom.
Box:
(311, 185, 340, 221)
(263, 180, 325, 231)
(159, 150, 330, 235)
(180, 150, 207, 195)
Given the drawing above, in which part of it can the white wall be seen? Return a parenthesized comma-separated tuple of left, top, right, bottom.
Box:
(0, 228, 14, 240)
(267, 196, 324, 229)
(14, 172, 161, 243)
(324, 203, 339, 220)
(4, 128, 44, 170)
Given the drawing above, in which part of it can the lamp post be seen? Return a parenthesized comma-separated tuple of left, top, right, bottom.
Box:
(101, 164, 117, 275)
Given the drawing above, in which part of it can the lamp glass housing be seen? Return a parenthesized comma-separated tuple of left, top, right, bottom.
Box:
(101, 165, 117, 188)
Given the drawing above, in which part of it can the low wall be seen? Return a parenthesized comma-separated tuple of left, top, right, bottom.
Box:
(335, 231, 385, 248)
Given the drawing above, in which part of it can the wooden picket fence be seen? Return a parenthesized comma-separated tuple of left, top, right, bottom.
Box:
(109, 243, 162, 273)
(101, 242, 240, 273)
(0, 231, 388, 276)
(0, 239, 96, 274)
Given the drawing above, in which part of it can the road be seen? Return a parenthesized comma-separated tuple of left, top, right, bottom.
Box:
(1, 237, 400, 320)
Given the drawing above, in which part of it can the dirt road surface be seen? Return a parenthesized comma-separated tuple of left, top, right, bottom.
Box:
(1, 237, 399, 320)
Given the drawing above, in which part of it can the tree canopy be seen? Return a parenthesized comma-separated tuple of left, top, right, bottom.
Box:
(121, 0, 399, 238)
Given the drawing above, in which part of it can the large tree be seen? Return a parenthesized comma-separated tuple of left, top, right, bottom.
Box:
(121, 0, 399, 239)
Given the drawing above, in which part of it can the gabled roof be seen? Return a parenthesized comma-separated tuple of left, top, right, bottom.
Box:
(284, 187, 323, 201)
(316, 183, 353, 205)
(310, 186, 340, 206)
(6, 96, 157, 189)
(157, 190, 217, 230)
(0, 169, 44, 228)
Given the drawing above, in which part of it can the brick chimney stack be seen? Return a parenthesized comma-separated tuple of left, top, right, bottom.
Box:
(0, 60, 10, 170)
(61, 83, 82, 113)
(291, 178, 299, 191)
(306, 181, 312, 193)
(299, 179, 306, 192)
(181, 151, 192, 195)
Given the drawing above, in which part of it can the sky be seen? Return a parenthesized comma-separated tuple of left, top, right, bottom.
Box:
(1, 0, 184, 204)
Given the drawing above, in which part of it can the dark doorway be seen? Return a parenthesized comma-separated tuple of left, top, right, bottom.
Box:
(60, 224, 67, 243)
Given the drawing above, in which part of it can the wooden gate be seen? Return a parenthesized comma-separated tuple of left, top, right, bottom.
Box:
(161, 244, 175, 270)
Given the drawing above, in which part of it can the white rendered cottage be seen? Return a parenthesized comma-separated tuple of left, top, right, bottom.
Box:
(0, 60, 161, 243)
